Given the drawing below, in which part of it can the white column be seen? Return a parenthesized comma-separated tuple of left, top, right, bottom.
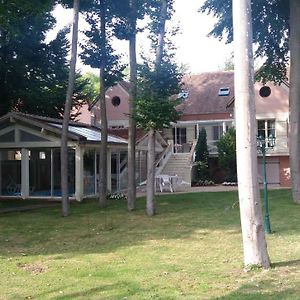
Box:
(75, 146, 84, 201)
(94, 151, 97, 194)
(174, 125, 177, 153)
(21, 148, 29, 199)
(50, 149, 54, 196)
(222, 121, 227, 135)
(107, 148, 112, 192)
(117, 151, 121, 191)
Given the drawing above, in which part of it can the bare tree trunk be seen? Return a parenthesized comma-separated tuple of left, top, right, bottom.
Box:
(145, 0, 168, 216)
(233, 0, 270, 268)
(127, 0, 137, 211)
(61, 0, 79, 217)
(146, 129, 156, 216)
(155, 0, 167, 68)
(99, 0, 107, 208)
(289, 0, 300, 204)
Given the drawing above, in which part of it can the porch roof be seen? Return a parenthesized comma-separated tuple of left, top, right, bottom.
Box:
(0, 112, 127, 145)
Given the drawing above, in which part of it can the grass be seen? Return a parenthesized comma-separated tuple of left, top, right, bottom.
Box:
(0, 189, 299, 299)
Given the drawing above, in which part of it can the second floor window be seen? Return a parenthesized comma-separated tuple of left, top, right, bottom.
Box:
(257, 119, 275, 145)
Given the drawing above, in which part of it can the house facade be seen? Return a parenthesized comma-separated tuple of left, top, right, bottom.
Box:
(0, 112, 128, 201)
(78, 71, 291, 187)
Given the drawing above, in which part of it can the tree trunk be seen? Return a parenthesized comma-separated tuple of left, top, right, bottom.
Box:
(146, 129, 156, 216)
(289, 0, 300, 204)
(155, 0, 167, 68)
(127, 0, 137, 211)
(232, 0, 270, 268)
(99, 0, 108, 208)
(144, 0, 168, 216)
(61, 0, 80, 217)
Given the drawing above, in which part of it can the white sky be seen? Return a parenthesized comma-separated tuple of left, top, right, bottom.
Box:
(50, 0, 233, 75)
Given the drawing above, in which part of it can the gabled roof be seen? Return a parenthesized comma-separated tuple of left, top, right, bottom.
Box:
(0, 112, 127, 145)
(108, 128, 168, 147)
(176, 72, 234, 115)
(88, 80, 132, 110)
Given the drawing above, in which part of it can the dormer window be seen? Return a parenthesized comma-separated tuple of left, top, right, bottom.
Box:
(178, 90, 189, 100)
(218, 87, 230, 96)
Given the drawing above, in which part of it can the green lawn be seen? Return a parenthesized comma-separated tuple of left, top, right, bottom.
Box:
(0, 189, 299, 299)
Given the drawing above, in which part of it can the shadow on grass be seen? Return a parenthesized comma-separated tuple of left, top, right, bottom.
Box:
(214, 285, 299, 300)
(272, 259, 300, 268)
(0, 191, 242, 257)
(36, 282, 140, 300)
(0, 189, 299, 261)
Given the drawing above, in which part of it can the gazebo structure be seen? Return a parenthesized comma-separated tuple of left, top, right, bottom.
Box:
(0, 112, 128, 201)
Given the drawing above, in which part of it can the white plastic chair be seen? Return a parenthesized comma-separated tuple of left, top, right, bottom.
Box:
(159, 175, 173, 193)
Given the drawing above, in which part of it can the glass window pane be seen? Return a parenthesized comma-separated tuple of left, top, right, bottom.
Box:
(0, 150, 21, 195)
(29, 149, 51, 196)
(84, 150, 95, 195)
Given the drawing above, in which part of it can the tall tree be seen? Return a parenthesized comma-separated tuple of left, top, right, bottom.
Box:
(80, 0, 125, 207)
(61, 0, 80, 217)
(200, 1, 300, 204)
(0, 0, 88, 118)
(135, 0, 181, 216)
(289, 0, 300, 204)
(195, 128, 210, 181)
(232, 0, 270, 268)
(98, 0, 108, 208)
(217, 127, 237, 182)
(127, 0, 138, 211)
(113, 0, 152, 211)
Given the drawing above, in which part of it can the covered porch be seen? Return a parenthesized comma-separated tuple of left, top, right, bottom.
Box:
(0, 113, 128, 201)
(164, 119, 234, 155)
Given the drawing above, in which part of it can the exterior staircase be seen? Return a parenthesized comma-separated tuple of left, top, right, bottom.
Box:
(155, 140, 197, 187)
(160, 153, 192, 185)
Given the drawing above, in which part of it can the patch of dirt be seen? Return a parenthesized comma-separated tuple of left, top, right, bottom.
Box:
(17, 262, 47, 274)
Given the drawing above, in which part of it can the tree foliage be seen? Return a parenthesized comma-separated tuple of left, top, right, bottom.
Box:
(194, 128, 210, 180)
(217, 127, 237, 181)
(200, 0, 289, 83)
(134, 60, 181, 131)
(134, 0, 181, 131)
(80, 1, 125, 88)
(0, 0, 89, 118)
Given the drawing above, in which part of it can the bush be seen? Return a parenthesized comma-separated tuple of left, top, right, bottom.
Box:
(106, 193, 127, 201)
(217, 128, 237, 182)
(195, 128, 210, 180)
(192, 179, 215, 186)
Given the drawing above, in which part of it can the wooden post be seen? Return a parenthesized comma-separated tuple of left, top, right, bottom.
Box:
(21, 148, 29, 199)
(75, 146, 84, 201)
(107, 148, 112, 192)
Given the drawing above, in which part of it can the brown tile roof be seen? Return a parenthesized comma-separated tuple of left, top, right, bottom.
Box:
(107, 128, 146, 142)
(176, 72, 234, 115)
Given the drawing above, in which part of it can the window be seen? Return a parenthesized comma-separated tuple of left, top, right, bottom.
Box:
(173, 127, 187, 145)
(259, 86, 271, 98)
(213, 126, 223, 140)
(111, 96, 121, 107)
(218, 87, 230, 96)
(257, 119, 275, 146)
(178, 90, 189, 100)
(39, 151, 46, 159)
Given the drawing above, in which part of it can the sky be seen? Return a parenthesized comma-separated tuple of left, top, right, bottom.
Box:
(50, 0, 233, 75)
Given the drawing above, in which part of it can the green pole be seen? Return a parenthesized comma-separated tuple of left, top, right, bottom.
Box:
(262, 145, 272, 234)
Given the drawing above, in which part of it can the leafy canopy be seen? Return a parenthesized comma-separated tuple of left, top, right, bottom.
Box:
(0, 0, 89, 118)
(217, 127, 237, 181)
(80, 0, 125, 88)
(134, 0, 182, 131)
(195, 128, 210, 181)
(200, 0, 289, 83)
